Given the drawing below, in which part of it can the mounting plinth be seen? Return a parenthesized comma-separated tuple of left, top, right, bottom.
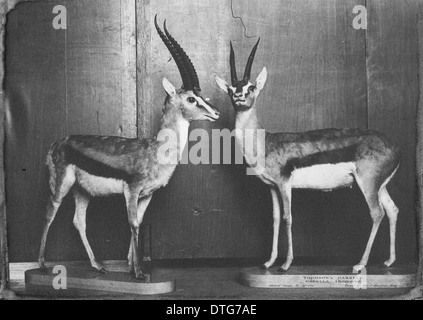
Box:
(25, 267, 175, 296)
(239, 265, 417, 289)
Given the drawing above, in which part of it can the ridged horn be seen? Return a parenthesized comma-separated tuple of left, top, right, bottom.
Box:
(230, 41, 238, 86)
(154, 15, 199, 92)
(243, 38, 261, 81)
(163, 21, 200, 93)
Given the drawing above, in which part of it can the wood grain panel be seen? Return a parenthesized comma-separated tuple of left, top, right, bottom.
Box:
(416, 1, 423, 293)
(0, 0, 13, 289)
(136, 0, 154, 138)
(366, 0, 419, 262)
(5, 0, 137, 262)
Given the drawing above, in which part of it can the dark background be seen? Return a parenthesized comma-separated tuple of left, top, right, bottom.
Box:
(4, 0, 419, 265)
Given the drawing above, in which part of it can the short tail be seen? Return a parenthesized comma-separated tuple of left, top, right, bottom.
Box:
(46, 149, 57, 195)
(45, 139, 66, 194)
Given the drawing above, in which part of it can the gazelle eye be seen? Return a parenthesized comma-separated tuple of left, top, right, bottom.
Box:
(249, 86, 255, 92)
(188, 97, 196, 104)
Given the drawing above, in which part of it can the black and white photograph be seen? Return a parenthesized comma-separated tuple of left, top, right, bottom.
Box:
(0, 0, 422, 304)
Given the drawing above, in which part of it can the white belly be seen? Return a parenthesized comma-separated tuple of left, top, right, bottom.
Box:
(75, 167, 125, 196)
(291, 162, 356, 191)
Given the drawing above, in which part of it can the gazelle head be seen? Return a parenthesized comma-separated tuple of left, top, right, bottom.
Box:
(215, 39, 267, 111)
(155, 16, 220, 122)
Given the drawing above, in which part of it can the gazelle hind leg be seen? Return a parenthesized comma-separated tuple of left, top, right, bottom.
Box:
(38, 166, 75, 269)
(73, 191, 106, 273)
(353, 174, 385, 272)
(379, 187, 399, 268)
(263, 188, 281, 269)
(279, 183, 293, 272)
(38, 197, 62, 269)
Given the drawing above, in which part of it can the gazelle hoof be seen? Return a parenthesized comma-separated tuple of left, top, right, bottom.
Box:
(383, 259, 395, 268)
(353, 264, 366, 273)
(98, 267, 108, 274)
(129, 266, 146, 281)
(260, 264, 269, 270)
(134, 273, 147, 281)
(92, 261, 107, 274)
(277, 267, 288, 273)
(39, 263, 48, 273)
(263, 260, 276, 269)
(279, 260, 292, 272)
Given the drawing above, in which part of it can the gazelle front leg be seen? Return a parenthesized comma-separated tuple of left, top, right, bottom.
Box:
(128, 195, 153, 274)
(263, 187, 281, 269)
(124, 184, 151, 280)
(279, 183, 293, 272)
(126, 195, 143, 279)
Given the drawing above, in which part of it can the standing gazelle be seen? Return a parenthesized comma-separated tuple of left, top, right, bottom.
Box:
(215, 40, 400, 272)
(38, 17, 220, 280)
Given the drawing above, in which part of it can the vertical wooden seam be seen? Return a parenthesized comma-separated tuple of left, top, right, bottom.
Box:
(121, 0, 138, 138)
(364, 0, 369, 130)
(414, 2, 423, 298)
(136, 0, 153, 138)
(0, 0, 11, 297)
(0, 0, 21, 300)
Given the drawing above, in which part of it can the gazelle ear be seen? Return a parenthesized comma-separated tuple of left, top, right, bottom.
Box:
(215, 76, 230, 93)
(256, 67, 268, 90)
(162, 78, 177, 96)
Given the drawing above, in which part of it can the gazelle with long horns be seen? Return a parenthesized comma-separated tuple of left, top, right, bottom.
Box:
(38, 17, 220, 280)
(215, 39, 400, 272)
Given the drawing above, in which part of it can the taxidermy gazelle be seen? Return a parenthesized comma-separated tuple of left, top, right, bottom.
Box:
(38, 16, 220, 279)
(215, 39, 400, 272)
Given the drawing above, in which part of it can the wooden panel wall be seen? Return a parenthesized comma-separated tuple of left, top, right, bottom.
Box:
(365, 0, 419, 262)
(4, 0, 419, 264)
(5, 0, 137, 262)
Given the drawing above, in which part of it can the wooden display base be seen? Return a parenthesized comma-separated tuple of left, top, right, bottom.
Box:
(25, 267, 175, 296)
(239, 265, 417, 289)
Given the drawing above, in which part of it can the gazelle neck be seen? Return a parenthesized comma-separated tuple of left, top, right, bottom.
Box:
(235, 106, 263, 132)
(159, 107, 190, 162)
(234, 105, 266, 172)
